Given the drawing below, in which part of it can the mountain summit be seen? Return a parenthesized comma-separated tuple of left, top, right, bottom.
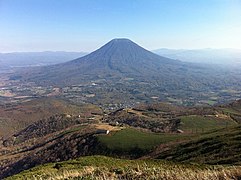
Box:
(79, 38, 177, 65)
(69, 38, 179, 73)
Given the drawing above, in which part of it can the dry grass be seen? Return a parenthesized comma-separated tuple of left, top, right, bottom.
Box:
(7, 156, 241, 180)
(9, 166, 241, 180)
(92, 123, 123, 132)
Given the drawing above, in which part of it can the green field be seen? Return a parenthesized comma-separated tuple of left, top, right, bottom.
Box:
(97, 128, 194, 152)
(180, 115, 237, 133)
(7, 156, 241, 180)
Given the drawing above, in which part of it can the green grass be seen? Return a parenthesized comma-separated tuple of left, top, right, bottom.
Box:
(207, 100, 216, 105)
(199, 100, 217, 105)
(180, 115, 237, 133)
(7, 155, 241, 180)
(157, 125, 241, 165)
(221, 108, 241, 115)
(97, 128, 194, 152)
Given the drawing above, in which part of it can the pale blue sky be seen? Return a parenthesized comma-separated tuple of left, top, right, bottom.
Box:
(0, 0, 241, 52)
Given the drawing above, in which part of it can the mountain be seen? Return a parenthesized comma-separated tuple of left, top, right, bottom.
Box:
(19, 38, 221, 86)
(11, 39, 241, 106)
(0, 51, 87, 70)
(23, 39, 185, 85)
(153, 48, 241, 65)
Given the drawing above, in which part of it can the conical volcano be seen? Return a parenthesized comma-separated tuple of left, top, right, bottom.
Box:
(64, 38, 180, 75)
(26, 38, 184, 86)
(73, 38, 176, 66)
(73, 38, 177, 67)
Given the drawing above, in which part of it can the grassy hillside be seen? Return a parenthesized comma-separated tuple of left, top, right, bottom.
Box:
(106, 107, 181, 133)
(1, 100, 241, 178)
(179, 115, 237, 133)
(157, 125, 241, 165)
(97, 128, 195, 157)
(7, 156, 241, 180)
(0, 97, 102, 137)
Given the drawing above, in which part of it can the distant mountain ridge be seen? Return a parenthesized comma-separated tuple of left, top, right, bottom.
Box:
(0, 51, 87, 69)
(153, 48, 241, 65)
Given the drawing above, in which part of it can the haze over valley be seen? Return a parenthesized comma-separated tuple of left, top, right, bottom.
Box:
(154, 48, 241, 65)
(0, 51, 87, 71)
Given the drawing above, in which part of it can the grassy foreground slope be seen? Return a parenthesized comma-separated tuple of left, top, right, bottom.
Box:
(5, 126, 241, 179)
(157, 125, 241, 165)
(7, 156, 241, 180)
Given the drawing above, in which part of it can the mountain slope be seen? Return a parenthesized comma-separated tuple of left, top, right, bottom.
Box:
(156, 126, 241, 165)
(1, 100, 241, 178)
(7, 156, 241, 180)
(23, 38, 187, 86)
(0, 97, 101, 138)
(19, 39, 238, 84)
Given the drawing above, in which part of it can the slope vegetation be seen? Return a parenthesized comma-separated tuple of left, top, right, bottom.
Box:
(157, 126, 241, 165)
(7, 156, 241, 180)
(1, 100, 241, 178)
(0, 97, 102, 138)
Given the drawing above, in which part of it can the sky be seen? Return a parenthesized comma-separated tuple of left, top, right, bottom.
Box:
(0, 0, 241, 52)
